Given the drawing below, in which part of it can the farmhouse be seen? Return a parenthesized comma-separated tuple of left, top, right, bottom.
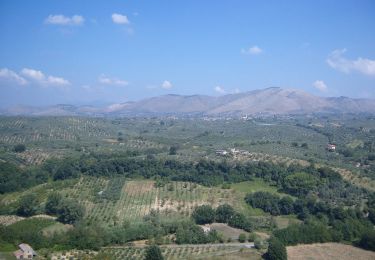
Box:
(215, 150, 228, 156)
(327, 144, 336, 152)
(230, 148, 240, 155)
(13, 243, 37, 259)
(201, 224, 211, 233)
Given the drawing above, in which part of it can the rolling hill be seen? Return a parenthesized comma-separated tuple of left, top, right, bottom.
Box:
(2, 87, 375, 116)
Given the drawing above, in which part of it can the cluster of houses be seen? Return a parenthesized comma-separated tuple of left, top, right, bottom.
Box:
(215, 148, 249, 156)
(216, 144, 337, 157)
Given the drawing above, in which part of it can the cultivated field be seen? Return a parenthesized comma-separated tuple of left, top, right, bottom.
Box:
(60, 177, 254, 226)
(287, 243, 375, 260)
(50, 244, 261, 260)
(0, 176, 275, 227)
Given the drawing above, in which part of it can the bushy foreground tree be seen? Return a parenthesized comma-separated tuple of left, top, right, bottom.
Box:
(192, 205, 215, 224)
(266, 237, 287, 260)
(17, 193, 39, 217)
(144, 245, 164, 260)
(358, 230, 375, 251)
(14, 144, 26, 153)
(57, 199, 84, 224)
(45, 193, 62, 215)
(215, 204, 235, 223)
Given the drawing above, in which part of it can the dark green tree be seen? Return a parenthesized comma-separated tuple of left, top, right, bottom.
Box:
(215, 204, 235, 223)
(45, 193, 62, 215)
(278, 196, 294, 215)
(17, 193, 39, 217)
(144, 244, 164, 260)
(169, 145, 179, 155)
(228, 212, 252, 231)
(175, 223, 208, 244)
(14, 144, 26, 153)
(283, 172, 318, 196)
(68, 224, 108, 250)
(192, 205, 215, 224)
(358, 230, 375, 251)
(266, 237, 287, 260)
(57, 199, 84, 224)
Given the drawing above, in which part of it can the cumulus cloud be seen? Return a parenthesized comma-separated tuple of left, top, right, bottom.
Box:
(327, 49, 375, 76)
(241, 45, 263, 55)
(214, 86, 226, 94)
(161, 80, 173, 89)
(98, 75, 128, 86)
(21, 68, 44, 81)
(45, 14, 84, 26)
(0, 68, 28, 85)
(313, 80, 327, 92)
(21, 68, 70, 87)
(47, 76, 70, 85)
(112, 13, 130, 24)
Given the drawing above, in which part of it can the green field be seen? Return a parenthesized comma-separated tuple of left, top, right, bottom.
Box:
(231, 179, 280, 194)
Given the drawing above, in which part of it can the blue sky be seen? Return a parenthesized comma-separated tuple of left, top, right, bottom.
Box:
(0, 0, 374, 107)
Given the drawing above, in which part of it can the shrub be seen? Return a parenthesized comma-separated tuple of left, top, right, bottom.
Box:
(248, 232, 257, 242)
(254, 239, 267, 249)
(239, 233, 246, 243)
(13, 144, 26, 153)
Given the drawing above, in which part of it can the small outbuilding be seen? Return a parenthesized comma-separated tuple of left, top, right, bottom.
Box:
(327, 144, 336, 152)
(13, 243, 37, 259)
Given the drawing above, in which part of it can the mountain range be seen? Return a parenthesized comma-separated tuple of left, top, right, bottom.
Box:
(2, 87, 375, 117)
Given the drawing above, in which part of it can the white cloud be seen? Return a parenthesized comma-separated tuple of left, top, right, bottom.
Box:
(161, 80, 173, 89)
(233, 88, 241, 94)
(214, 86, 226, 94)
(313, 80, 327, 92)
(327, 49, 375, 76)
(241, 45, 263, 55)
(98, 75, 128, 86)
(21, 68, 45, 81)
(47, 76, 70, 85)
(112, 13, 130, 24)
(21, 68, 70, 87)
(45, 15, 84, 26)
(0, 68, 28, 85)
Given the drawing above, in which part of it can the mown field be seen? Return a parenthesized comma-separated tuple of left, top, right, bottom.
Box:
(287, 243, 375, 260)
